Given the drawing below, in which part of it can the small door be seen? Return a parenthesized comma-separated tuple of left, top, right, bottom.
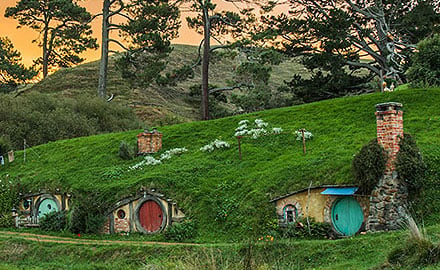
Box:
(138, 200, 163, 233)
(38, 198, 59, 218)
(331, 197, 364, 236)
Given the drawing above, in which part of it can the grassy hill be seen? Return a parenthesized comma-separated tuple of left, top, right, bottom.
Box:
(27, 44, 306, 125)
(1, 88, 440, 242)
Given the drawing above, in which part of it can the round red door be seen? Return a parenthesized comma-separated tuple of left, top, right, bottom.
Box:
(138, 200, 163, 233)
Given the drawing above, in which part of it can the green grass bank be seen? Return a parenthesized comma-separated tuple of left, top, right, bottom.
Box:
(1, 88, 440, 241)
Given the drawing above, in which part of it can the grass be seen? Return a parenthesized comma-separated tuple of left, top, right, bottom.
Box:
(0, 224, 439, 269)
(25, 44, 309, 125)
(1, 88, 440, 242)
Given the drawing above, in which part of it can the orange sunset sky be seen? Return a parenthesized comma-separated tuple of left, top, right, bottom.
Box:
(0, 0, 262, 66)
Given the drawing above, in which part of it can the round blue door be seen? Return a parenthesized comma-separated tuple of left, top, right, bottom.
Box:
(38, 198, 59, 218)
(331, 197, 364, 236)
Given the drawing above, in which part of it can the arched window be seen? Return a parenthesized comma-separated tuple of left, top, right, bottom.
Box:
(283, 205, 297, 224)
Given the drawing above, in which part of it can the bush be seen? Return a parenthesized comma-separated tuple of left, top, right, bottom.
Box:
(407, 34, 440, 87)
(0, 136, 11, 155)
(69, 192, 108, 234)
(39, 211, 67, 232)
(387, 239, 440, 268)
(119, 141, 135, 160)
(352, 138, 387, 195)
(164, 219, 197, 242)
(0, 92, 141, 150)
(396, 134, 427, 199)
(280, 218, 331, 239)
(0, 177, 19, 227)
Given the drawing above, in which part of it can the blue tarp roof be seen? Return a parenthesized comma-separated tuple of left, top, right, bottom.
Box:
(320, 187, 358, 196)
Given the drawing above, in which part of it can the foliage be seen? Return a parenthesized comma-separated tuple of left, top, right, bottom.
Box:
(387, 239, 440, 268)
(118, 141, 135, 160)
(352, 138, 387, 195)
(396, 134, 427, 198)
(407, 34, 440, 87)
(259, 0, 440, 101)
(115, 0, 180, 87)
(129, 148, 188, 171)
(5, 0, 98, 77)
(1, 88, 440, 242)
(39, 210, 67, 232)
(280, 218, 331, 239)
(0, 37, 37, 92)
(164, 219, 197, 242)
(0, 177, 19, 227)
(200, 139, 230, 152)
(0, 136, 11, 155)
(186, 83, 232, 119)
(234, 119, 283, 139)
(295, 129, 313, 141)
(0, 92, 140, 150)
(69, 193, 108, 234)
(280, 68, 371, 104)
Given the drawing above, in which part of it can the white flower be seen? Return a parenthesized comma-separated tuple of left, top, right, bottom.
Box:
(272, 127, 283, 134)
(128, 148, 187, 171)
(255, 119, 268, 128)
(295, 130, 313, 141)
(200, 139, 230, 152)
(238, 120, 249, 126)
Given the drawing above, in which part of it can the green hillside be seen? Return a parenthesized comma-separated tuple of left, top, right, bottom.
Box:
(1, 88, 440, 241)
(27, 44, 306, 124)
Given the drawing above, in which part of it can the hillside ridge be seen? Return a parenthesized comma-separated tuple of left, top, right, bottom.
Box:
(2, 88, 440, 241)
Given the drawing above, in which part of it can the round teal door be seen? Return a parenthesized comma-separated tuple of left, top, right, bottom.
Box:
(38, 198, 59, 218)
(331, 197, 364, 236)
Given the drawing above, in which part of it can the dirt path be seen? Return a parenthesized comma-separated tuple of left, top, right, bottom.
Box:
(0, 230, 201, 247)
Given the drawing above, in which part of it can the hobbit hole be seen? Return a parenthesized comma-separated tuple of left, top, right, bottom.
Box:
(16, 192, 70, 227)
(103, 189, 185, 234)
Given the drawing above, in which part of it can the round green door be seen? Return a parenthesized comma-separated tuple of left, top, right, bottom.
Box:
(38, 198, 59, 218)
(331, 197, 364, 236)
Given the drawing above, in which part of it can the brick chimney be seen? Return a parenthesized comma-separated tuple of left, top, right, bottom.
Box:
(376, 102, 404, 175)
(367, 102, 407, 232)
(137, 128, 163, 154)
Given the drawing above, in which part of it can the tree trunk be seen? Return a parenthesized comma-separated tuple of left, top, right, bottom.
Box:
(42, 25, 49, 78)
(98, 0, 111, 99)
(201, 5, 211, 120)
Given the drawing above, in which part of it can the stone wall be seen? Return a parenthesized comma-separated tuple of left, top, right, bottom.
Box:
(367, 102, 408, 232)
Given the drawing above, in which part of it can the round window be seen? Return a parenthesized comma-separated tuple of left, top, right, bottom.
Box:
(117, 209, 126, 219)
(23, 200, 31, 210)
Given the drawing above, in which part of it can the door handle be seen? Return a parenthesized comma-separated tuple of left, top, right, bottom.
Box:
(335, 214, 338, 221)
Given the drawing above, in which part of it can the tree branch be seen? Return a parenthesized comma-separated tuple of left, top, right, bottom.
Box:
(209, 83, 254, 94)
(109, 39, 130, 51)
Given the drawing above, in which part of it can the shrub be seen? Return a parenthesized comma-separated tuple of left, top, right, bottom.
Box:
(352, 138, 387, 195)
(396, 134, 427, 199)
(280, 218, 331, 239)
(164, 219, 197, 242)
(0, 177, 19, 227)
(0, 136, 11, 155)
(387, 238, 440, 268)
(39, 211, 67, 232)
(0, 92, 141, 150)
(119, 141, 135, 160)
(407, 34, 440, 87)
(69, 192, 108, 234)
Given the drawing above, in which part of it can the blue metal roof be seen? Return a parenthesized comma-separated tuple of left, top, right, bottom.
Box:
(320, 187, 358, 196)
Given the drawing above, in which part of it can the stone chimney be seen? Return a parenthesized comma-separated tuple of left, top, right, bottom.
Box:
(367, 102, 407, 231)
(137, 128, 163, 155)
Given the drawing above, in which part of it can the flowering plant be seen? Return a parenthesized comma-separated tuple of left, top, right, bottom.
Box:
(295, 129, 313, 141)
(200, 139, 230, 152)
(234, 119, 283, 139)
(129, 147, 188, 171)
